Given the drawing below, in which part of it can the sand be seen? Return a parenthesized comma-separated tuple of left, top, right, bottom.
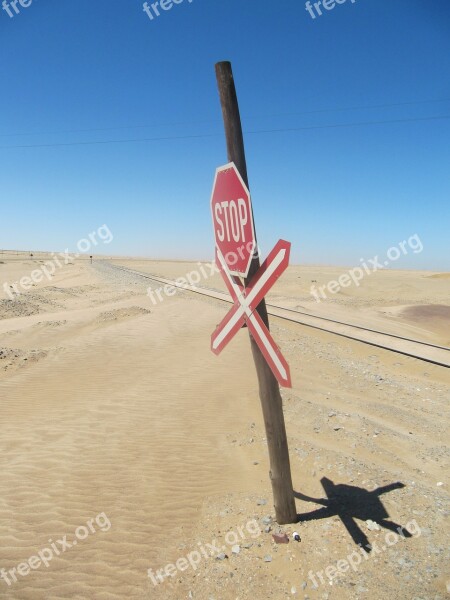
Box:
(0, 255, 449, 599)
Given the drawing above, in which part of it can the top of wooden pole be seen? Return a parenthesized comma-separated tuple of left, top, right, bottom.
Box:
(215, 62, 249, 189)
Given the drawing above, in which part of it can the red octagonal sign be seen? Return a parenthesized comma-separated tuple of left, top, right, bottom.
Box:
(210, 162, 256, 277)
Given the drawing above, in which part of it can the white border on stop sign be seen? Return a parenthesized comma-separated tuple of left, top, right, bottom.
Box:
(210, 162, 256, 278)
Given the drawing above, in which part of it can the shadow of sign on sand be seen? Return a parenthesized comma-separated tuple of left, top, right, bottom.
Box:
(295, 477, 412, 550)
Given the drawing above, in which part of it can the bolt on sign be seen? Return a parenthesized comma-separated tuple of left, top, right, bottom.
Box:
(210, 162, 292, 388)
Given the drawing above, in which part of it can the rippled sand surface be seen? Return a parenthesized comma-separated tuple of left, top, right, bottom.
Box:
(0, 259, 258, 599)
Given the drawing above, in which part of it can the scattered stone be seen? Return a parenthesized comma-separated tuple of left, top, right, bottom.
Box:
(257, 498, 267, 506)
(328, 411, 337, 417)
(264, 555, 272, 562)
(357, 586, 368, 593)
(292, 531, 301, 542)
(333, 426, 342, 431)
(264, 526, 272, 533)
(231, 545, 240, 555)
(437, 482, 444, 486)
(216, 553, 227, 561)
(366, 519, 380, 531)
(291, 586, 297, 594)
(272, 532, 289, 544)
(262, 516, 273, 525)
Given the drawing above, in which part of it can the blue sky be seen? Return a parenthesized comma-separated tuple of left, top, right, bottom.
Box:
(1, 0, 449, 269)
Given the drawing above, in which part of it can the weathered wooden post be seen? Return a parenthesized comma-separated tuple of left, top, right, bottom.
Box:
(215, 61, 297, 524)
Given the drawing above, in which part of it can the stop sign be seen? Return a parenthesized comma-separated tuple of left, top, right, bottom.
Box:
(210, 162, 256, 277)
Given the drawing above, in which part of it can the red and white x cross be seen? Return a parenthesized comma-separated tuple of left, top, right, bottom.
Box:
(211, 239, 292, 388)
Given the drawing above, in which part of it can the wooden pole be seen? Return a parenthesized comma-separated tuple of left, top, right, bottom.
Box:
(215, 61, 297, 525)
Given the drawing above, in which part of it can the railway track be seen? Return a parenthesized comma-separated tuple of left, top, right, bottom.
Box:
(109, 263, 450, 368)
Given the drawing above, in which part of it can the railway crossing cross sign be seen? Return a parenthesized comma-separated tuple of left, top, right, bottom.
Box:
(210, 162, 292, 388)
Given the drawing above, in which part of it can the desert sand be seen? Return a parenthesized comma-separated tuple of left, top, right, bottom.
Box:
(0, 253, 449, 600)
